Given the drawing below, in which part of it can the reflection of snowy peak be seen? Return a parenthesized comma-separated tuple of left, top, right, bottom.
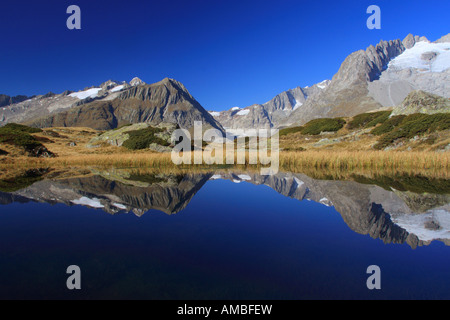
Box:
(391, 208, 450, 242)
(211, 172, 450, 248)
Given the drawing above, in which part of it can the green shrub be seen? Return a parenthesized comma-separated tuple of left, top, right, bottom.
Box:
(279, 126, 304, 137)
(347, 111, 391, 130)
(2, 123, 42, 133)
(122, 127, 170, 150)
(371, 115, 406, 135)
(0, 124, 44, 151)
(301, 118, 346, 135)
(373, 113, 450, 149)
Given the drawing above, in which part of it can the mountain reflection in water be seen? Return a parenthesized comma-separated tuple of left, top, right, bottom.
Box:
(1, 168, 449, 249)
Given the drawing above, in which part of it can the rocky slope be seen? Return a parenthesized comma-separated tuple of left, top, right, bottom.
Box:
(1, 77, 223, 132)
(212, 80, 330, 130)
(0, 94, 33, 108)
(25, 78, 224, 132)
(0, 78, 138, 126)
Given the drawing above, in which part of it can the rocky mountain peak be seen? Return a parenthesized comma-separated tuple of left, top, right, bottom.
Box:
(100, 80, 122, 90)
(402, 34, 430, 49)
(130, 77, 145, 86)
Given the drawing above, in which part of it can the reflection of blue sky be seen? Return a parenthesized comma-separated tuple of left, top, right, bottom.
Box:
(0, 178, 449, 299)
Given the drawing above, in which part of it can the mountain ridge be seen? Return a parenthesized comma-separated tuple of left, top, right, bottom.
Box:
(25, 77, 224, 132)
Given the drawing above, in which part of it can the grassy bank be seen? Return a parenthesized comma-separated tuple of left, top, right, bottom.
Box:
(1, 150, 449, 178)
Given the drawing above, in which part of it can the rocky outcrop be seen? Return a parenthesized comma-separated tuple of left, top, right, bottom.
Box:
(402, 33, 429, 49)
(391, 90, 450, 116)
(87, 122, 177, 152)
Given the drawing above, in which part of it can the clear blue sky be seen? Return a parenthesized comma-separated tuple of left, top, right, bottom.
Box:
(0, 0, 449, 111)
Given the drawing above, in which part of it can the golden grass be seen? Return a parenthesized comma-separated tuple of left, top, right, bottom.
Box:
(1, 150, 448, 178)
(279, 150, 450, 178)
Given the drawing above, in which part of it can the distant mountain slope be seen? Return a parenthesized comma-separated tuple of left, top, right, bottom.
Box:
(0, 77, 141, 126)
(0, 94, 33, 108)
(27, 78, 224, 132)
(212, 80, 330, 129)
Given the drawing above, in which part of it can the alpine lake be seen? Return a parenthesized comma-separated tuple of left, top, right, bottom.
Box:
(0, 167, 449, 300)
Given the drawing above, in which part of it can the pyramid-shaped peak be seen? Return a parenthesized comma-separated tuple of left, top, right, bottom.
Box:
(158, 77, 191, 94)
(130, 77, 145, 86)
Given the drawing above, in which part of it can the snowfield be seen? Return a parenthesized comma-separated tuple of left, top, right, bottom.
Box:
(388, 41, 450, 72)
(69, 88, 102, 100)
(110, 85, 125, 93)
(236, 109, 250, 116)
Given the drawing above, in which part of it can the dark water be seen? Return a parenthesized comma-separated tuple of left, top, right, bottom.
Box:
(0, 170, 449, 299)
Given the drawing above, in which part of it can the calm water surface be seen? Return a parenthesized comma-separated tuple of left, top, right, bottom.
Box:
(0, 170, 449, 299)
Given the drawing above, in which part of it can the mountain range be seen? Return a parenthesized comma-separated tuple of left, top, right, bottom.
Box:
(0, 33, 448, 131)
(215, 33, 450, 129)
(0, 77, 223, 132)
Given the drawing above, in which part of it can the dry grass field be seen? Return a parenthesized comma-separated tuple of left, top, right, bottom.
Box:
(0, 125, 449, 181)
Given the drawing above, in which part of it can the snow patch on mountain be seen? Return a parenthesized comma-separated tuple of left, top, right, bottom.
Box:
(317, 80, 330, 89)
(236, 109, 250, 116)
(293, 101, 303, 111)
(110, 85, 125, 93)
(69, 88, 102, 100)
(388, 41, 450, 72)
